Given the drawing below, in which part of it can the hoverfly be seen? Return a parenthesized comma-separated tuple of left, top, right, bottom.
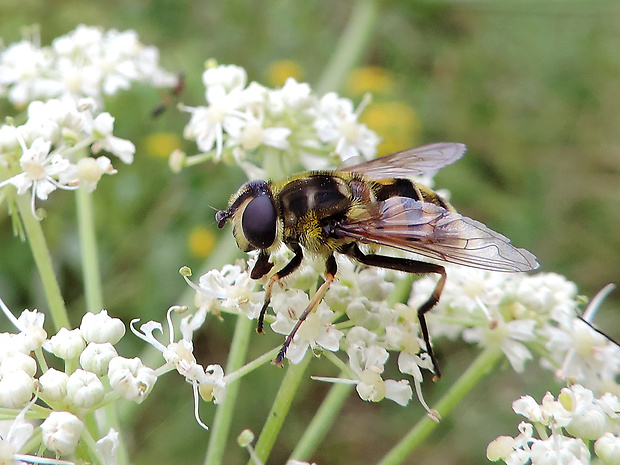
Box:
(215, 143, 539, 378)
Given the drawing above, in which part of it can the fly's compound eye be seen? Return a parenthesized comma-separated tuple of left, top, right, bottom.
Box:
(242, 194, 277, 249)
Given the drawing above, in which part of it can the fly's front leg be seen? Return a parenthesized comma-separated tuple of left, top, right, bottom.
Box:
(274, 253, 338, 366)
(256, 243, 304, 334)
(343, 244, 446, 380)
(250, 250, 274, 280)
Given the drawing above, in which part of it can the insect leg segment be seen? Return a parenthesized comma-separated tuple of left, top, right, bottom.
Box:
(274, 254, 338, 366)
(250, 250, 274, 280)
(256, 243, 304, 334)
(342, 243, 446, 380)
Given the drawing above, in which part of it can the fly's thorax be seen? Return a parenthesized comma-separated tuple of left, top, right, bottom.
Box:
(275, 173, 353, 234)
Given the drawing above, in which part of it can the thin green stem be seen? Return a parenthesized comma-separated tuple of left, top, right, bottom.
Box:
(204, 315, 253, 465)
(249, 354, 311, 465)
(316, 0, 379, 95)
(77, 185, 103, 313)
(15, 193, 69, 331)
(225, 346, 281, 384)
(289, 378, 353, 461)
(376, 346, 504, 465)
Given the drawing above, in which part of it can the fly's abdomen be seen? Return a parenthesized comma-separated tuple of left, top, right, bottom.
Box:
(374, 178, 454, 211)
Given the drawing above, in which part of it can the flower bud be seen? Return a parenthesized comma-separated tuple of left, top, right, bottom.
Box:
(66, 369, 105, 409)
(237, 429, 254, 447)
(80, 310, 125, 345)
(17, 309, 47, 351)
(38, 368, 69, 402)
(108, 357, 156, 403)
(79, 342, 117, 376)
(595, 433, 620, 465)
(49, 328, 85, 360)
(22, 326, 47, 352)
(487, 436, 516, 462)
(76, 157, 103, 184)
(566, 408, 607, 440)
(168, 149, 186, 173)
(41, 411, 84, 456)
(0, 352, 37, 377)
(0, 370, 34, 408)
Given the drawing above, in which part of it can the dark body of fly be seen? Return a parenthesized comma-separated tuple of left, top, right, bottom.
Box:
(216, 143, 539, 378)
(274, 172, 452, 256)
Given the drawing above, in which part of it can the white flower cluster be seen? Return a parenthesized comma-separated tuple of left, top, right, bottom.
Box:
(189, 254, 426, 409)
(410, 268, 620, 395)
(487, 384, 620, 465)
(0, 97, 135, 216)
(0, 298, 150, 459)
(189, 250, 619, 413)
(131, 305, 226, 430)
(181, 63, 380, 179)
(0, 24, 176, 106)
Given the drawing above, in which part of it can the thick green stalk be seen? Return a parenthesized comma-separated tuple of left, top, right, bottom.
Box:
(15, 193, 69, 330)
(316, 0, 379, 95)
(204, 315, 253, 465)
(376, 347, 504, 465)
(77, 185, 103, 313)
(289, 379, 353, 461)
(249, 354, 311, 465)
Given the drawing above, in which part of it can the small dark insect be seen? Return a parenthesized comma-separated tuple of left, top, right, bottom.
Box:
(152, 72, 186, 118)
(216, 143, 539, 379)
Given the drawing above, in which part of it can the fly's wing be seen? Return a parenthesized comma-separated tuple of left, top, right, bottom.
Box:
(339, 142, 467, 179)
(336, 197, 539, 272)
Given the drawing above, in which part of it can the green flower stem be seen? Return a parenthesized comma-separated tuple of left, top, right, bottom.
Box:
(15, 193, 69, 331)
(376, 346, 504, 465)
(289, 378, 353, 461)
(225, 346, 281, 384)
(249, 354, 312, 465)
(77, 185, 103, 313)
(204, 314, 254, 465)
(316, 0, 379, 95)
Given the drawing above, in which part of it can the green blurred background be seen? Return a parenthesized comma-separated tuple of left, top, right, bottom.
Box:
(0, 1, 619, 463)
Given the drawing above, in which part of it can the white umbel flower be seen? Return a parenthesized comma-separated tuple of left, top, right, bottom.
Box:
(79, 342, 118, 376)
(80, 310, 125, 345)
(41, 411, 84, 456)
(66, 369, 105, 409)
(38, 368, 69, 402)
(0, 370, 34, 408)
(48, 328, 86, 360)
(108, 356, 156, 403)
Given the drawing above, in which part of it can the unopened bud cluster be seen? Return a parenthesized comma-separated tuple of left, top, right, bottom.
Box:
(488, 385, 620, 465)
(0, 307, 154, 458)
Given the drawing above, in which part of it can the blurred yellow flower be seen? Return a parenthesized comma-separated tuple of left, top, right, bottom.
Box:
(346, 67, 395, 96)
(361, 102, 421, 156)
(143, 132, 182, 159)
(266, 60, 304, 87)
(188, 226, 217, 259)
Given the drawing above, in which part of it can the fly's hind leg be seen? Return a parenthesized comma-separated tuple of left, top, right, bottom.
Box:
(274, 253, 338, 366)
(343, 243, 446, 380)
